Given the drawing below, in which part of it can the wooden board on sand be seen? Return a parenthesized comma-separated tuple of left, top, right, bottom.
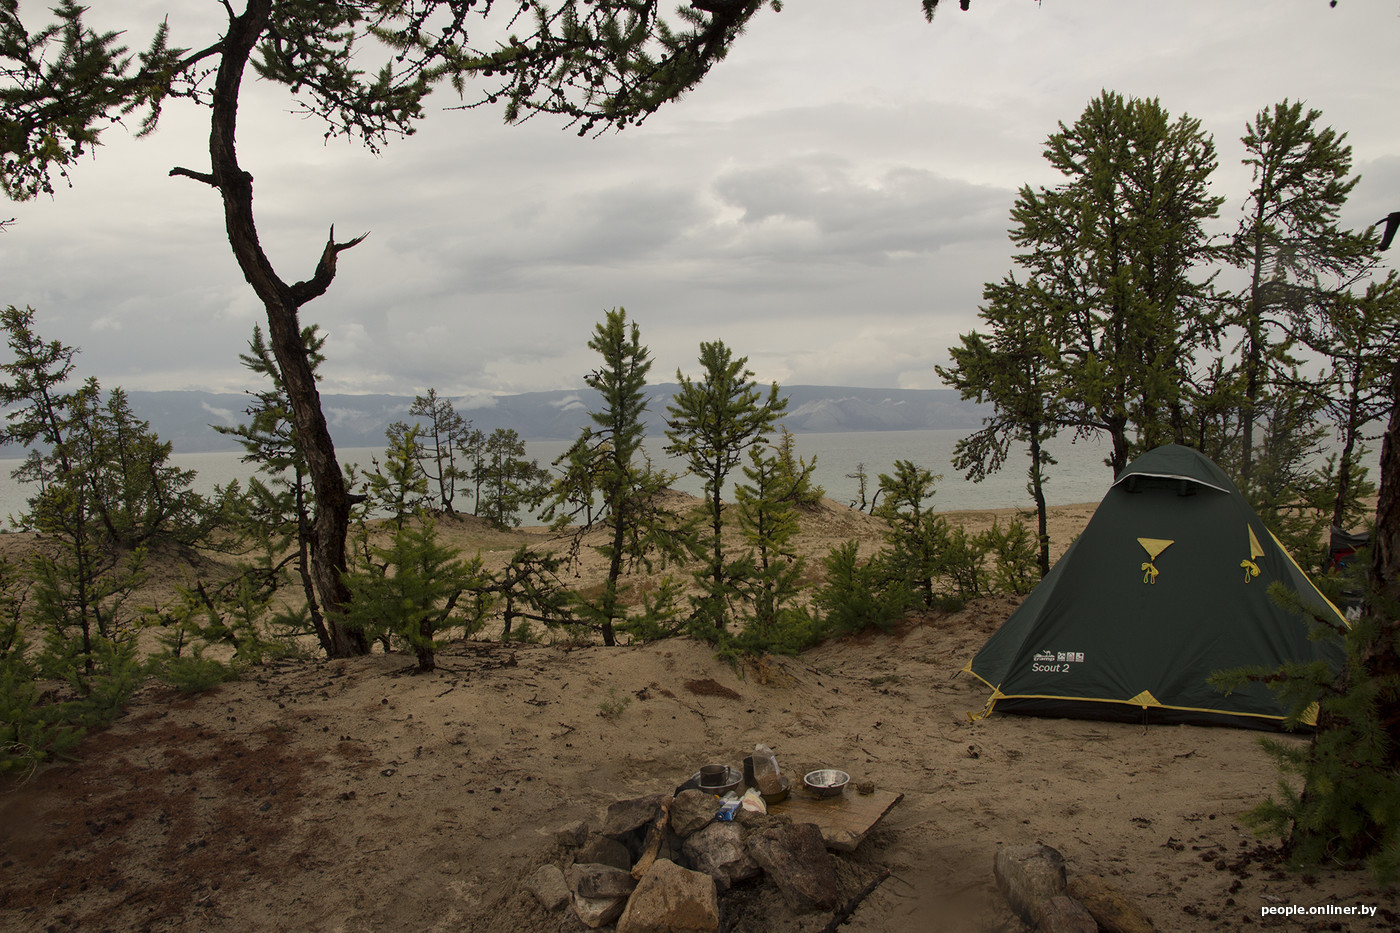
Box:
(769, 787, 903, 853)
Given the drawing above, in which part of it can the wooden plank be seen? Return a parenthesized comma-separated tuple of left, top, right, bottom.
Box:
(769, 787, 903, 853)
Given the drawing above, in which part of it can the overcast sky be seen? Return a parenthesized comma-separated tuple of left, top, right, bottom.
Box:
(3, 0, 1398, 408)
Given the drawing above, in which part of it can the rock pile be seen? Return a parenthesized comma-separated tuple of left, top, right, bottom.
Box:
(528, 789, 844, 932)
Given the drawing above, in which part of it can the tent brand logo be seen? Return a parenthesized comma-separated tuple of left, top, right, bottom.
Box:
(1031, 648, 1084, 674)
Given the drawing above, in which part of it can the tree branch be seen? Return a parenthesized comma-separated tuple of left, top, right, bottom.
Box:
(168, 166, 218, 186)
(288, 225, 369, 307)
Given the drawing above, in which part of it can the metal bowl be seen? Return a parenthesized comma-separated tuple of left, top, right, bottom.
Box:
(803, 769, 850, 798)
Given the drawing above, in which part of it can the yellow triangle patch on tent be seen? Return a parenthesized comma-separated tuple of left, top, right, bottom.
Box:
(1248, 526, 1265, 560)
(1128, 690, 1162, 709)
(1301, 702, 1320, 727)
(1138, 538, 1174, 560)
(1138, 538, 1173, 583)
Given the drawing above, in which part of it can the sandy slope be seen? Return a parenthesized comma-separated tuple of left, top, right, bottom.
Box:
(0, 500, 1393, 932)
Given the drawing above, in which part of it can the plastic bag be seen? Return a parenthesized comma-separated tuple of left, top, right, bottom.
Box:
(740, 787, 768, 814)
(752, 743, 782, 795)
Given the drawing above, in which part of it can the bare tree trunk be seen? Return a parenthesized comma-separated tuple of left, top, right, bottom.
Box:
(1027, 431, 1050, 577)
(1361, 356, 1400, 765)
(175, 0, 366, 657)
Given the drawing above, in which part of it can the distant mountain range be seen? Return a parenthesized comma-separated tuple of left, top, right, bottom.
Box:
(124, 386, 990, 454)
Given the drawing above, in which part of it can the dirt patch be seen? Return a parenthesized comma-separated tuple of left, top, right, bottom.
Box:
(685, 677, 743, 700)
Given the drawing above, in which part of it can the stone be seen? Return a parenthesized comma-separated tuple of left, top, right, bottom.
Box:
(746, 822, 839, 911)
(616, 858, 720, 933)
(671, 789, 723, 837)
(554, 819, 589, 848)
(1068, 875, 1157, 933)
(572, 890, 628, 929)
(527, 864, 570, 912)
(993, 844, 1068, 926)
(577, 834, 633, 871)
(603, 794, 668, 838)
(603, 794, 669, 860)
(568, 863, 638, 899)
(1037, 895, 1098, 933)
(682, 821, 761, 890)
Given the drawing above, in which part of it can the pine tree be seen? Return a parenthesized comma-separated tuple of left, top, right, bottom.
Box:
(215, 324, 353, 657)
(1011, 91, 1222, 475)
(872, 459, 947, 609)
(665, 340, 786, 630)
(938, 274, 1064, 576)
(340, 515, 488, 673)
(546, 309, 685, 646)
(729, 444, 811, 653)
(1308, 274, 1400, 531)
(407, 389, 473, 515)
(1229, 100, 1371, 483)
(473, 428, 551, 528)
(363, 424, 431, 533)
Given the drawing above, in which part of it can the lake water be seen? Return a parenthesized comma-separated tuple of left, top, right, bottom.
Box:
(1, 428, 1377, 527)
(0, 429, 1118, 526)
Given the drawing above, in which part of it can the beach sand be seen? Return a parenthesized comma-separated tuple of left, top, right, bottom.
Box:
(0, 498, 1390, 931)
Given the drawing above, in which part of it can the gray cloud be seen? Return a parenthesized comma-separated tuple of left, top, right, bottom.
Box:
(3, 0, 1397, 402)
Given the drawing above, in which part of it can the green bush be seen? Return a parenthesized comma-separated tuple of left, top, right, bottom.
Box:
(813, 541, 911, 635)
(340, 514, 490, 672)
(152, 651, 239, 694)
(1215, 590, 1400, 884)
(985, 517, 1041, 596)
(938, 523, 988, 599)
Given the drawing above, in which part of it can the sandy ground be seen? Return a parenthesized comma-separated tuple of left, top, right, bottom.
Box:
(1, 498, 1394, 932)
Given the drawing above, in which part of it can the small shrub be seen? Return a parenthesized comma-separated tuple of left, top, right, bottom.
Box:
(813, 541, 910, 635)
(938, 523, 988, 599)
(597, 687, 631, 721)
(985, 517, 1041, 596)
(153, 651, 238, 693)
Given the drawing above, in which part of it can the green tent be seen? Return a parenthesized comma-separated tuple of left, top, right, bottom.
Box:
(965, 444, 1347, 730)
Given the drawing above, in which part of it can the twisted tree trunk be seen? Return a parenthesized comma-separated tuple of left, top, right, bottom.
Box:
(172, 0, 367, 657)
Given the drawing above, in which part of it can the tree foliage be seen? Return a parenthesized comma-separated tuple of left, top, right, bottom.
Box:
(405, 389, 473, 515)
(546, 309, 685, 646)
(938, 274, 1063, 576)
(473, 428, 550, 528)
(665, 339, 786, 630)
(724, 442, 813, 654)
(340, 514, 489, 673)
(1010, 90, 1223, 475)
(214, 324, 352, 656)
(1228, 100, 1371, 483)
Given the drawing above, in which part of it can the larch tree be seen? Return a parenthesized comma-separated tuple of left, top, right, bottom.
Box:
(406, 389, 473, 516)
(1309, 274, 1400, 531)
(546, 308, 684, 647)
(937, 274, 1065, 577)
(0, 0, 785, 657)
(1011, 91, 1223, 476)
(665, 339, 786, 631)
(1228, 100, 1370, 484)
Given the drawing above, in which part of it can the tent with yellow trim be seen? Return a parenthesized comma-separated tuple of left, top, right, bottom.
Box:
(964, 444, 1347, 731)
